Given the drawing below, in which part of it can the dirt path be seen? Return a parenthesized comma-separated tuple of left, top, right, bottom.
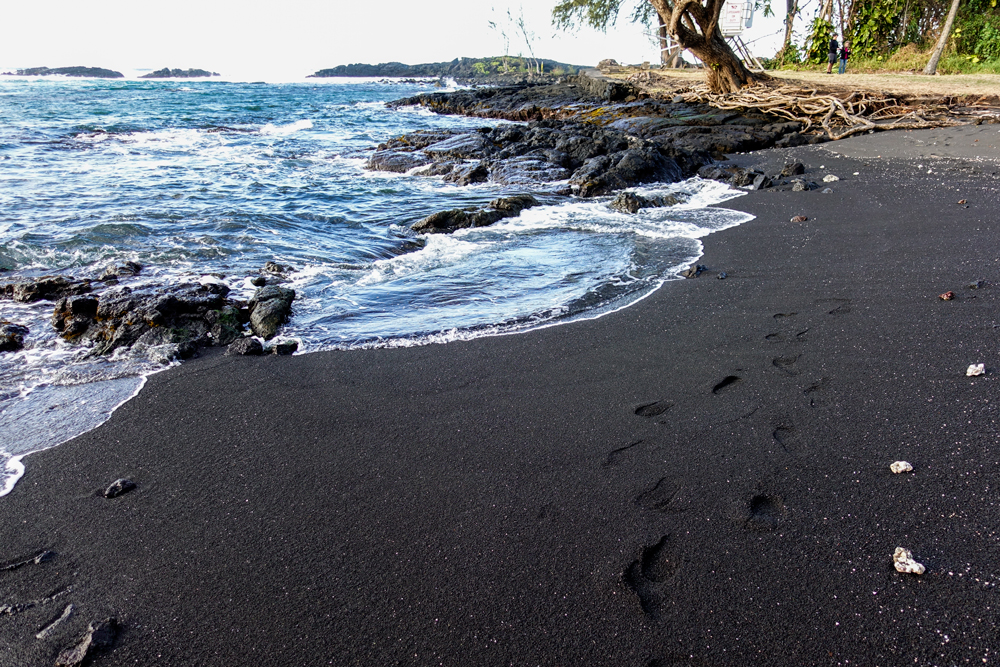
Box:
(609, 68, 1000, 105)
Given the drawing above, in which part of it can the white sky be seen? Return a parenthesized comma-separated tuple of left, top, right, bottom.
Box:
(0, 1, 785, 81)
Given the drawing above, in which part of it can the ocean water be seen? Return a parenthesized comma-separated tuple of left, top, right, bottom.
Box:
(0, 76, 753, 495)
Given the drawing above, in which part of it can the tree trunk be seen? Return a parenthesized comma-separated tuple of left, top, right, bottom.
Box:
(650, 0, 768, 93)
(819, 0, 834, 22)
(690, 30, 759, 92)
(923, 0, 961, 75)
(781, 0, 798, 53)
(659, 22, 670, 64)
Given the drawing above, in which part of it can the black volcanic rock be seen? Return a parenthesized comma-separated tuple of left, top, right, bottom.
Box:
(412, 195, 539, 234)
(13, 66, 123, 78)
(139, 68, 220, 79)
(0, 322, 29, 352)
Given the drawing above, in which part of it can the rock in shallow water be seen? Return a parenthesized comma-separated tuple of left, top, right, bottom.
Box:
(98, 261, 142, 281)
(0, 276, 92, 303)
(0, 322, 29, 352)
(608, 191, 681, 213)
(412, 195, 539, 234)
(248, 286, 295, 340)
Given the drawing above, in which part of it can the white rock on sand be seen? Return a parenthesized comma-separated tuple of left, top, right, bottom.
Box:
(890, 461, 913, 474)
(967, 363, 985, 376)
(893, 547, 926, 575)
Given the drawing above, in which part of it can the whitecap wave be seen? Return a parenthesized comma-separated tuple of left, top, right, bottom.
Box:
(261, 119, 314, 136)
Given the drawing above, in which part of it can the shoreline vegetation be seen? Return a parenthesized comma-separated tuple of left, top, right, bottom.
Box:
(308, 56, 584, 80)
(1, 66, 220, 79)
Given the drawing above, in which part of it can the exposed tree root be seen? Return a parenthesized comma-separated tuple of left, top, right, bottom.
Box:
(682, 82, 967, 140)
(626, 72, 984, 140)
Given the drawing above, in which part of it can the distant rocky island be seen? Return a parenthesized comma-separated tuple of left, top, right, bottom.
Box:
(4, 66, 123, 78)
(139, 68, 220, 79)
(308, 56, 583, 81)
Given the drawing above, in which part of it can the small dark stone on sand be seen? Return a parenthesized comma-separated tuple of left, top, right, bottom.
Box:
(680, 264, 707, 279)
(226, 337, 264, 356)
(104, 478, 136, 498)
(968, 280, 986, 289)
(269, 340, 299, 355)
(821, 188, 834, 194)
(780, 162, 806, 177)
(55, 618, 119, 667)
(717, 271, 728, 280)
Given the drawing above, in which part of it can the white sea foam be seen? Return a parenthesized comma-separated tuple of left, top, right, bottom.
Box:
(0, 376, 147, 497)
(261, 119, 314, 136)
(358, 235, 484, 286)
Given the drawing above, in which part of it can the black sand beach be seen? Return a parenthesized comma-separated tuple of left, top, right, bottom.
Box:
(2, 125, 1000, 665)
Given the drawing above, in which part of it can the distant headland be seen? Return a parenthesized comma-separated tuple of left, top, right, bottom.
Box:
(308, 56, 584, 81)
(139, 68, 220, 79)
(3, 66, 124, 78)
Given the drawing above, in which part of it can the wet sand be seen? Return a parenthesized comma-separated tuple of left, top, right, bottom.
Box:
(2, 125, 999, 666)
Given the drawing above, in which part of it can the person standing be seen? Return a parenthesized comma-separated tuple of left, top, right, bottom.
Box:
(838, 40, 851, 74)
(827, 35, 839, 74)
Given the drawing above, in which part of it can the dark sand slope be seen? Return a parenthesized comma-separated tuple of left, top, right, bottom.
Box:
(2, 126, 1000, 666)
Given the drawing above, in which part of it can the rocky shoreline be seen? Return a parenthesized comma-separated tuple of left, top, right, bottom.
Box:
(369, 74, 828, 234)
(0, 262, 299, 361)
(2, 66, 124, 79)
(0, 73, 838, 365)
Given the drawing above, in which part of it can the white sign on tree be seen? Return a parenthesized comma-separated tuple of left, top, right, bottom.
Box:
(720, 0, 753, 37)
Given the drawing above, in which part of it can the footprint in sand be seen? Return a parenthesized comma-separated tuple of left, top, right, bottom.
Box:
(623, 534, 683, 620)
(712, 375, 742, 394)
(603, 440, 646, 467)
(772, 355, 801, 376)
(816, 298, 851, 316)
(772, 422, 802, 454)
(634, 400, 673, 418)
(645, 657, 712, 667)
(634, 477, 683, 513)
(766, 327, 809, 344)
(0, 550, 74, 632)
(745, 494, 785, 531)
(803, 377, 829, 407)
(1, 549, 55, 573)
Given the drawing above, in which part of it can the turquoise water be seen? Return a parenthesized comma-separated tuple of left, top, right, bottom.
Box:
(0, 76, 752, 493)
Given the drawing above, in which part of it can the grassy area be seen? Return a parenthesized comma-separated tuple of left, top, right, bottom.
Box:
(774, 44, 1000, 75)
